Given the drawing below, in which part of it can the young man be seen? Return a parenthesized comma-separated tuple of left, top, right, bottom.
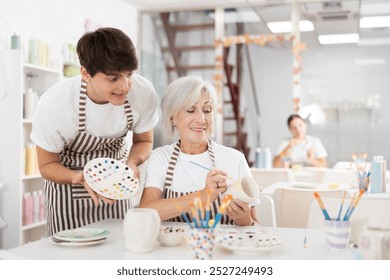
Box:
(31, 27, 158, 235)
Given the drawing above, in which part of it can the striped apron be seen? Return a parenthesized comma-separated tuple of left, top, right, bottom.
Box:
(163, 140, 234, 225)
(44, 80, 133, 236)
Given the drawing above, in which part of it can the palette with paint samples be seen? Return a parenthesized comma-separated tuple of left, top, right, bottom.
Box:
(83, 157, 139, 200)
(216, 232, 286, 255)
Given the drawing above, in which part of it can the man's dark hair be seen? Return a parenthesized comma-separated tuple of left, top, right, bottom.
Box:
(76, 27, 138, 77)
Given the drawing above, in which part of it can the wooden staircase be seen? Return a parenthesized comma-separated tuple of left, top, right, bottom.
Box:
(158, 13, 251, 162)
(222, 23, 250, 161)
(159, 12, 215, 79)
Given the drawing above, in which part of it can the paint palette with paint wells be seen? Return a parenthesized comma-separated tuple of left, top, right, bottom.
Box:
(83, 157, 139, 200)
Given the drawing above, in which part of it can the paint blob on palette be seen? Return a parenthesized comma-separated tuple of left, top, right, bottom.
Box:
(83, 157, 139, 200)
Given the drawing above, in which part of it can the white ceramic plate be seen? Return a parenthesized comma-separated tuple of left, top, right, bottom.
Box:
(53, 228, 110, 242)
(83, 157, 139, 200)
(51, 236, 107, 247)
(216, 233, 286, 255)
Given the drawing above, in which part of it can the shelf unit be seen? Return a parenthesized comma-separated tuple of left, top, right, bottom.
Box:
(0, 49, 62, 249)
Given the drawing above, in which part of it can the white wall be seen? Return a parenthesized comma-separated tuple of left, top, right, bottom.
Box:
(0, 0, 138, 57)
(248, 45, 293, 156)
(250, 44, 390, 166)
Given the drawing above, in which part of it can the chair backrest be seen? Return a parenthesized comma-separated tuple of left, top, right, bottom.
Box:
(250, 168, 294, 189)
(333, 161, 353, 170)
(277, 187, 345, 228)
(254, 194, 277, 227)
(307, 197, 390, 229)
(301, 167, 328, 182)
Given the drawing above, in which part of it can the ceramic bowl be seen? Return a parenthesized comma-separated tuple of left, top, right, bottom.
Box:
(157, 222, 187, 247)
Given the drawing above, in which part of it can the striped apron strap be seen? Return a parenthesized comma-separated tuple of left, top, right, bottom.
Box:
(162, 139, 233, 224)
(79, 79, 88, 132)
(124, 101, 134, 131)
(164, 141, 181, 189)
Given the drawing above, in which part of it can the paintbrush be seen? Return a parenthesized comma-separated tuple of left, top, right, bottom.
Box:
(336, 191, 347, 221)
(342, 192, 357, 221)
(344, 189, 365, 221)
(190, 202, 200, 228)
(189, 161, 235, 181)
(205, 189, 212, 227)
(172, 199, 193, 228)
(211, 194, 233, 228)
(314, 192, 331, 220)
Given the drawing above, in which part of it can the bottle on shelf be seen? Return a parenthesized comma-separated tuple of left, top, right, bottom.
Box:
(11, 33, 21, 50)
(255, 147, 261, 168)
(263, 147, 272, 169)
(255, 147, 272, 169)
(370, 155, 387, 193)
(24, 88, 38, 120)
(23, 192, 33, 225)
(28, 39, 38, 65)
(25, 143, 39, 176)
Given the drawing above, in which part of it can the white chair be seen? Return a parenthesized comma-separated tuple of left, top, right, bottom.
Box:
(250, 168, 294, 189)
(333, 161, 353, 170)
(276, 187, 346, 228)
(254, 194, 277, 227)
(322, 169, 356, 184)
(307, 197, 390, 229)
(301, 167, 328, 182)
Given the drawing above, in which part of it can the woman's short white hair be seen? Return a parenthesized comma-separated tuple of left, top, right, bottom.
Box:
(161, 76, 218, 137)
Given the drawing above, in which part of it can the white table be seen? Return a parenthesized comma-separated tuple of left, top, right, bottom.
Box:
(0, 219, 359, 260)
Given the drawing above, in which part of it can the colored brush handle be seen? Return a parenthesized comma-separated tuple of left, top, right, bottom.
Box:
(321, 208, 331, 220)
(211, 213, 222, 228)
(205, 210, 210, 228)
(180, 212, 193, 228)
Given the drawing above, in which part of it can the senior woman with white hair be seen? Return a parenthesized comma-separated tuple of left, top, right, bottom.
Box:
(140, 76, 256, 226)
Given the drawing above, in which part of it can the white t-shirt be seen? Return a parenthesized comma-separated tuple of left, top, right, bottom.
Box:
(276, 135, 328, 160)
(31, 74, 159, 153)
(145, 141, 252, 193)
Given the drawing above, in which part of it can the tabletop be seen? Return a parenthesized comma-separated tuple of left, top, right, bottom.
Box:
(0, 219, 360, 260)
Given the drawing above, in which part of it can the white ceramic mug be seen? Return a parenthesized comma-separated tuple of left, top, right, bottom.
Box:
(223, 176, 260, 206)
(349, 216, 368, 245)
(358, 227, 390, 260)
(124, 208, 160, 253)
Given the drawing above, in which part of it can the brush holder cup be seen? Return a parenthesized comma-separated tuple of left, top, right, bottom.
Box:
(187, 227, 215, 260)
(324, 220, 351, 251)
(357, 176, 370, 192)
